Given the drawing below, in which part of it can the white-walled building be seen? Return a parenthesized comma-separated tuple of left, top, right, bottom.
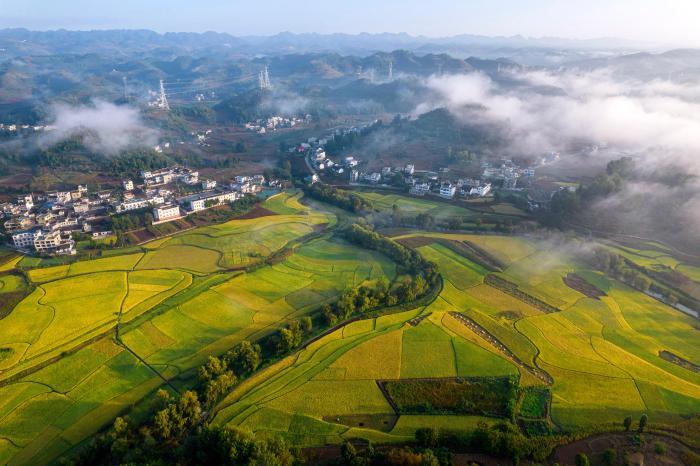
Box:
(470, 183, 492, 197)
(184, 191, 240, 212)
(439, 183, 457, 199)
(12, 229, 75, 255)
(116, 196, 164, 213)
(410, 183, 431, 196)
(153, 204, 182, 222)
(123, 180, 134, 191)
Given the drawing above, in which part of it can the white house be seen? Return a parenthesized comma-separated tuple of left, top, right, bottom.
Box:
(470, 183, 492, 197)
(12, 229, 74, 255)
(439, 183, 457, 199)
(153, 204, 181, 222)
(123, 180, 134, 191)
(202, 179, 217, 190)
(184, 191, 240, 212)
(410, 183, 431, 196)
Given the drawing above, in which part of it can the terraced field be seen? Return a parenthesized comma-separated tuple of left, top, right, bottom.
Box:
(0, 199, 401, 465)
(2, 191, 700, 463)
(355, 191, 527, 221)
(212, 310, 516, 445)
(404, 234, 700, 428)
(213, 231, 700, 447)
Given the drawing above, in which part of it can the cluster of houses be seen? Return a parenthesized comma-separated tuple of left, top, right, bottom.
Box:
(3, 166, 278, 256)
(0, 123, 55, 134)
(309, 147, 359, 178)
(4, 185, 114, 256)
(245, 115, 310, 134)
(481, 159, 535, 190)
(124, 168, 274, 225)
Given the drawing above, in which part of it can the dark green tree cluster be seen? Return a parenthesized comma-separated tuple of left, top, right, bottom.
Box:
(345, 224, 439, 282)
(195, 340, 262, 406)
(439, 421, 560, 463)
(276, 317, 313, 354)
(304, 183, 372, 213)
(197, 356, 237, 408)
(107, 149, 172, 178)
(592, 248, 652, 291)
(110, 209, 153, 234)
(338, 439, 449, 466)
(321, 275, 427, 326)
(543, 157, 637, 226)
(65, 390, 300, 466)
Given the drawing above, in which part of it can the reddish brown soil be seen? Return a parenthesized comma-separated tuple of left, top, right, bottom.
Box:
(233, 205, 278, 220)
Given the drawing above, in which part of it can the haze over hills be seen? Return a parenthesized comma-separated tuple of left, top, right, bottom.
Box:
(0, 28, 658, 64)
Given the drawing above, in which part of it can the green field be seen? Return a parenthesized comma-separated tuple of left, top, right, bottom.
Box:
(0, 197, 405, 464)
(212, 311, 518, 445)
(1, 191, 700, 463)
(356, 191, 479, 221)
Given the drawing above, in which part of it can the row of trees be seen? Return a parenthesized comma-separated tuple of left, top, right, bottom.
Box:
(411, 421, 560, 463)
(322, 275, 428, 326)
(591, 248, 653, 291)
(275, 317, 313, 354)
(67, 390, 301, 465)
(196, 340, 262, 407)
(345, 223, 439, 282)
(304, 183, 372, 213)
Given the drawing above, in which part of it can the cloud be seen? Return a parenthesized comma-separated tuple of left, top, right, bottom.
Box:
(413, 70, 700, 174)
(260, 86, 310, 116)
(42, 100, 158, 155)
(411, 69, 700, 251)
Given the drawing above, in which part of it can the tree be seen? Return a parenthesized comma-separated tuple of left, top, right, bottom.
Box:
(299, 316, 313, 334)
(277, 328, 296, 354)
(602, 448, 616, 466)
(226, 341, 261, 375)
(341, 441, 357, 464)
(623, 415, 633, 432)
(639, 413, 648, 432)
(575, 453, 590, 466)
(415, 427, 438, 448)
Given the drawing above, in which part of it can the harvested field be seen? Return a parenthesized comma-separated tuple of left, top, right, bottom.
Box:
(233, 205, 277, 220)
(563, 272, 606, 299)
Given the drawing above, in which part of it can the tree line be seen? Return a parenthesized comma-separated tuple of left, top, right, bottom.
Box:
(304, 183, 372, 213)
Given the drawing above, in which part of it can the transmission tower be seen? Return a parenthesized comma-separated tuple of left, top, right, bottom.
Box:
(157, 79, 170, 110)
(259, 66, 272, 91)
(388, 61, 393, 81)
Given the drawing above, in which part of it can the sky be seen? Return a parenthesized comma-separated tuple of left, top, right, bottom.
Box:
(0, 0, 698, 46)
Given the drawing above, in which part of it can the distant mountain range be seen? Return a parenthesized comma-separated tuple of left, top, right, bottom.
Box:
(0, 28, 659, 65)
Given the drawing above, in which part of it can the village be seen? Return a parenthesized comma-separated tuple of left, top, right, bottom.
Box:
(299, 124, 539, 202)
(2, 166, 278, 256)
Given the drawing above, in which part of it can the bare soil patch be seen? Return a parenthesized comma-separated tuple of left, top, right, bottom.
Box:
(659, 350, 700, 374)
(563, 272, 606, 299)
(233, 205, 278, 220)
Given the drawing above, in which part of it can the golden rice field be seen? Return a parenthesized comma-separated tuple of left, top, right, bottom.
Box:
(0, 199, 404, 465)
(212, 230, 700, 447)
(1, 192, 700, 464)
